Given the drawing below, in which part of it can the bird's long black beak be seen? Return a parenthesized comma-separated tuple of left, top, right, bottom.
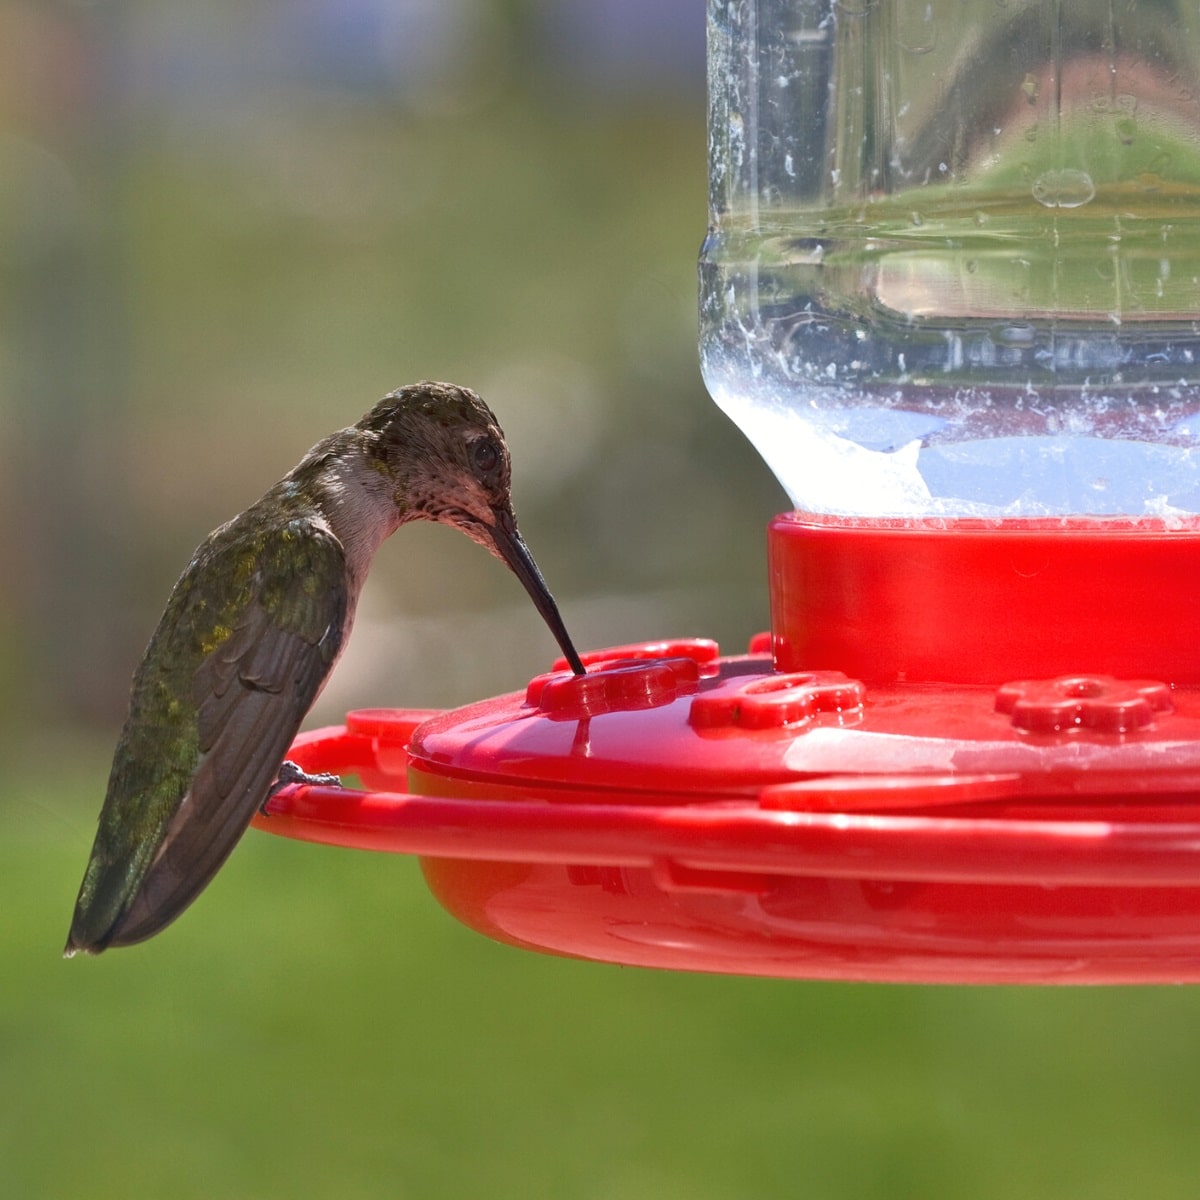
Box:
(491, 507, 586, 675)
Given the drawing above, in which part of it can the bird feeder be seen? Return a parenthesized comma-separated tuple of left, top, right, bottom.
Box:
(259, 0, 1200, 983)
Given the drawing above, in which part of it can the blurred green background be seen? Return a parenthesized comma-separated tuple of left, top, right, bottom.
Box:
(5, 3, 1200, 1198)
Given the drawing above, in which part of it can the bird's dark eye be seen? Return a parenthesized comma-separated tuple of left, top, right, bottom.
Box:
(472, 439, 500, 476)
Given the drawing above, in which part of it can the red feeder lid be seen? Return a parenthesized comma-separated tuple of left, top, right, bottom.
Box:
(259, 513, 1200, 985)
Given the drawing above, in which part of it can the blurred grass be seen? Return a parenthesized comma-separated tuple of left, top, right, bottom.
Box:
(9, 751, 1200, 1199)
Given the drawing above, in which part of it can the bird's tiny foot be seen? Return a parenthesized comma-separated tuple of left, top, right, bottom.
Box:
(261, 760, 343, 814)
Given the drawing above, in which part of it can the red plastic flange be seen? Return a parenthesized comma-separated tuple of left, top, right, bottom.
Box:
(768, 512, 1200, 684)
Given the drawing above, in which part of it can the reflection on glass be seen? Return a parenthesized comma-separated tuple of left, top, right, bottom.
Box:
(702, 0, 1200, 516)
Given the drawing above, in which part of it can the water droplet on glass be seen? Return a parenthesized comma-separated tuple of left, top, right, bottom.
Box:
(1031, 168, 1095, 208)
(898, 3, 937, 54)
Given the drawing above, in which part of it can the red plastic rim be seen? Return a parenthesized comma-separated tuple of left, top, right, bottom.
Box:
(768, 512, 1200, 684)
(258, 633, 1200, 985)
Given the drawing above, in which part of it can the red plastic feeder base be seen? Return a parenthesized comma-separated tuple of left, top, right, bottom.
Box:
(258, 514, 1200, 984)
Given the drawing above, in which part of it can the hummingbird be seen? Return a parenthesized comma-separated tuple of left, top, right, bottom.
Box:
(65, 380, 586, 956)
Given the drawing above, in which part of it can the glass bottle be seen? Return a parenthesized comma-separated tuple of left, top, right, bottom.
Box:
(701, 0, 1200, 518)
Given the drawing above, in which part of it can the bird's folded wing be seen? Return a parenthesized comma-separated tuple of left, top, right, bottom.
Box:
(110, 525, 347, 946)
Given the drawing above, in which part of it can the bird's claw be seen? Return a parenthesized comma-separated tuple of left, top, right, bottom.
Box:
(261, 760, 343, 814)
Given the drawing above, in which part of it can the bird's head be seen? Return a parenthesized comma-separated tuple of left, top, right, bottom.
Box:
(360, 380, 514, 546)
(358, 381, 585, 674)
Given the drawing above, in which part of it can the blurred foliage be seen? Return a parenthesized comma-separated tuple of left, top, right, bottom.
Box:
(4, 5, 1200, 1200)
(0, 0, 782, 729)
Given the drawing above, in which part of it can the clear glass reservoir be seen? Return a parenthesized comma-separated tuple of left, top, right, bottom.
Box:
(700, 0, 1200, 517)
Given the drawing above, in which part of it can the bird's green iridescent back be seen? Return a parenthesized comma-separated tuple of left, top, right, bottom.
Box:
(67, 493, 347, 952)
